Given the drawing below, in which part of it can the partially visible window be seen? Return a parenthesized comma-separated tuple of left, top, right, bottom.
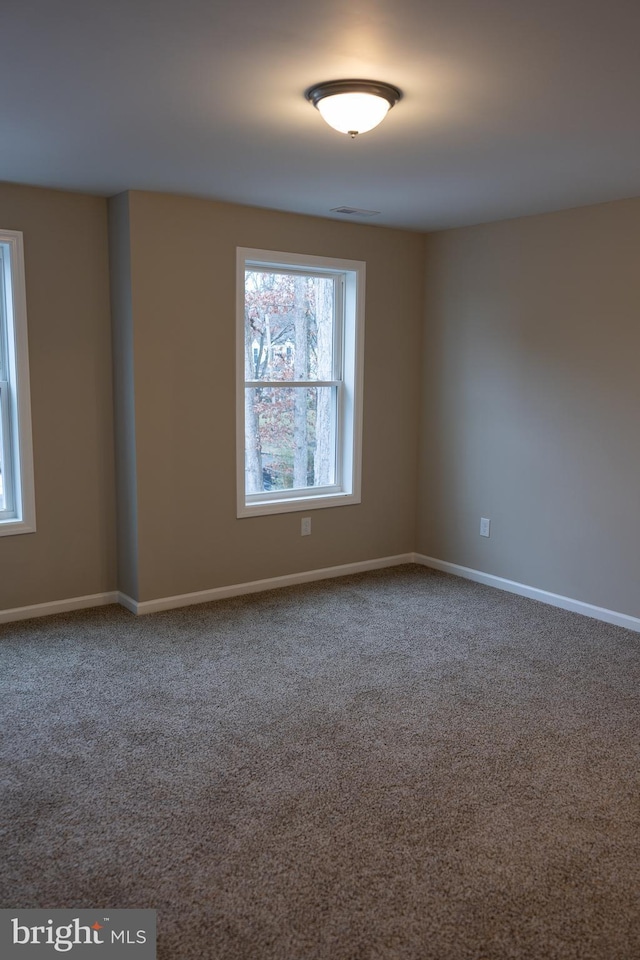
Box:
(0, 229, 35, 535)
(237, 248, 365, 518)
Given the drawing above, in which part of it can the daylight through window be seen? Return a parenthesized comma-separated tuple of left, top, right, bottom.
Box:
(237, 249, 364, 517)
(0, 229, 35, 535)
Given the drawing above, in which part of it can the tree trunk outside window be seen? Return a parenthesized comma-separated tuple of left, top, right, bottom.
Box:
(293, 275, 308, 488)
(314, 278, 334, 487)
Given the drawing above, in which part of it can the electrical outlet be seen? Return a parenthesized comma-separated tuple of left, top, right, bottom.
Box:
(480, 517, 491, 538)
(301, 517, 311, 536)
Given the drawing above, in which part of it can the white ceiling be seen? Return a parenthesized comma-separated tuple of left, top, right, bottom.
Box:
(2, 0, 640, 230)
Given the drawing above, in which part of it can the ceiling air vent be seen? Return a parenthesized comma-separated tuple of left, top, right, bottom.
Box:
(330, 206, 381, 217)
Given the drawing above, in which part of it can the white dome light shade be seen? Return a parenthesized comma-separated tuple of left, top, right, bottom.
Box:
(317, 92, 391, 135)
(306, 80, 402, 137)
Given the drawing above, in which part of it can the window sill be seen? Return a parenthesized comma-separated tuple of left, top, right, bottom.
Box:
(238, 490, 360, 519)
(0, 517, 36, 537)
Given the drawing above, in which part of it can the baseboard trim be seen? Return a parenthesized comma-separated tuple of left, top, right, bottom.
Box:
(6, 555, 635, 632)
(0, 591, 119, 625)
(414, 554, 640, 633)
(120, 553, 416, 615)
(117, 592, 138, 615)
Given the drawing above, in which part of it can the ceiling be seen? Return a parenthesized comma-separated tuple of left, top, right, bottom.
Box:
(2, 0, 640, 230)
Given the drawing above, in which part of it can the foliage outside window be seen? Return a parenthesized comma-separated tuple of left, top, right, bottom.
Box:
(237, 248, 364, 517)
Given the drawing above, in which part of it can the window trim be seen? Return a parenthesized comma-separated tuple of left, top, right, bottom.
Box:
(236, 247, 365, 518)
(0, 229, 36, 536)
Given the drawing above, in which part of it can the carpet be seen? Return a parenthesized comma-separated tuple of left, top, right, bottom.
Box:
(1, 565, 639, 958)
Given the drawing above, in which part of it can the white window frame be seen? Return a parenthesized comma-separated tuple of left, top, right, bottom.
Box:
(0, 229, 36, 536)
(236, 247, 365, 518)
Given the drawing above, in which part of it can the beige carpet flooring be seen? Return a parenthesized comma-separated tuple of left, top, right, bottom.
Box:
(1, 565, 639, 959)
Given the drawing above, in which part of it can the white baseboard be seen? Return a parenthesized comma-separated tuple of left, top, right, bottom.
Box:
(119, 553, 416, 615)
(117, 592, 138, 615)
(4, 555, 637, 633)
(0, 591, 119, 625)
(414, 554, 640, 633)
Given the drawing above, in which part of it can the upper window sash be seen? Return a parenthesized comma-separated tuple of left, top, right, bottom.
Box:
(244, 268, 343, 386)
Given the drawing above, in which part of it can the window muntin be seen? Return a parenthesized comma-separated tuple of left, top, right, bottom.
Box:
(237, 249, 364, 518)
(0, 230, 35, 535)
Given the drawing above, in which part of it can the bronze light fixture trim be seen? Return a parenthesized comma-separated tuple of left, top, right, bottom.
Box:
(305, 79, 402, 137)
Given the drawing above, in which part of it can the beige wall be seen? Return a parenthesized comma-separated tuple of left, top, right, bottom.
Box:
(0, 182, 116, 609)
(4, 180, 639, 620)
(418, 198, 640, 619)
(121, 192, 425, 602)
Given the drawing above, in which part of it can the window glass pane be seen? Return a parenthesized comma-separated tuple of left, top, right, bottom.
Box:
(245, 271, 334, 382)
(0, 247, 6, 381)
(245, 386, 336, 493)
(0, 394, 6, 511)
(0, 231, 35, 532)
(0, 246, 7, 509)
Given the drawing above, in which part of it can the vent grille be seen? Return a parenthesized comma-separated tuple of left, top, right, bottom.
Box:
(330, 206, 381, 217)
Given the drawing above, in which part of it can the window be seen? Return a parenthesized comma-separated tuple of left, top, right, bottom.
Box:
(237, 248, 364, 517)
(0, 229, 35, 535)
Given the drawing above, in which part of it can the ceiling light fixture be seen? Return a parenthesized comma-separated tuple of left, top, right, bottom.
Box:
(305, 79, 402, 138)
